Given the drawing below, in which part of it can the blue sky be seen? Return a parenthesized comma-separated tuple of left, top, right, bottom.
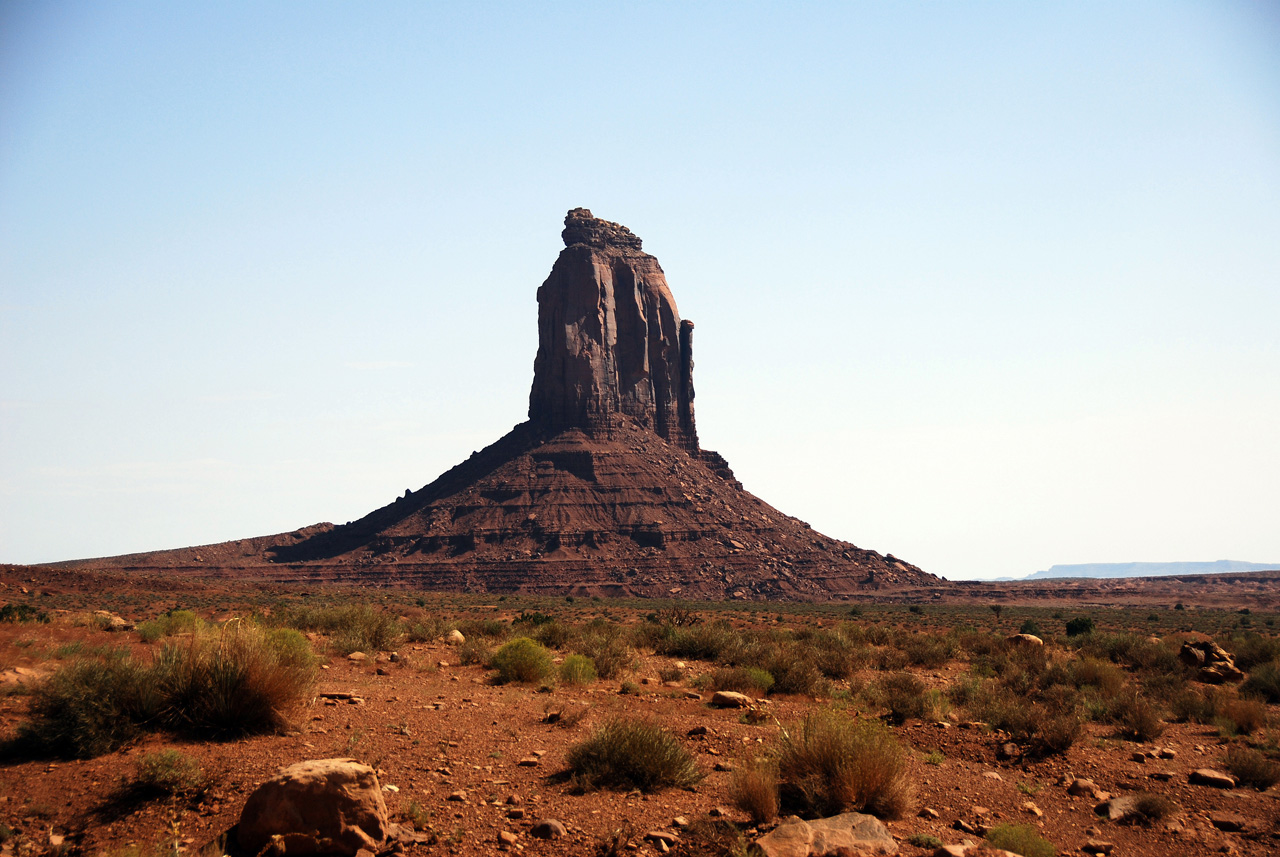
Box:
(2, 2, 1277, 579)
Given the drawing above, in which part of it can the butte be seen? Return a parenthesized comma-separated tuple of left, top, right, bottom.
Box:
(55, 209, 935, 600)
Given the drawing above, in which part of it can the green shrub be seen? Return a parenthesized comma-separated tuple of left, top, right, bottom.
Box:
(730, 756, 779, 825)
(281, 603, 402, 653)
(1224, 744, 1280, 790)
(457, 638, 492, 666)
(1113, 692, 1165, 742)
(776, 709, 912, 819)
(138, 609, 200, 643)
(767, 649, 824, 695)
(559, 654, 598, 686)
(877, 672, 928, 724)
(1169, 684, 1222, 723)
(985, 824, 1054, 857)
(908, 834, 944, 849)
(566, 719, 702, 792)
(0, 603, 49, 624)
(151, 624, 317, 735)
(133, 749, 207, 796)
(1065, 617, 1095, 637)
(1216, 698, 1268, 737)
(490, 637, 554, 685)
(1019, 619, 1042, 636)
(573, 624, 634, 679)
(1241, 661, 1280, 703)
(700, 666, 774, 696)
(16, 654, 157, 758)
(1227, 633, 1280, 670)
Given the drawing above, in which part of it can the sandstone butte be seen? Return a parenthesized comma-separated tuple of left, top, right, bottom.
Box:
(49, 209, 936, 600)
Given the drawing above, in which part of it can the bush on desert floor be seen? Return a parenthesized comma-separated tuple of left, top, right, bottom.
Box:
(559, 654, 597, 686)
(699, 666, 774, 696)
(151, 623, 317, 736)
(1031, 710, 1082, 756)
(1224, 743, 1280, 790)
(1112, 691, 1165, 742)
(776, 709, 912, 819)
(1168, 684, 1223, 723)
(1124, 793, 1178, 826)
(572, 620, 634, 680)
(1241, 660, 1280, 703)
(566, 719, 702, 792)
(132, 749, 209, 797)
(985, 823, 1055, 857)
(16, 652, 156, 758)
(138, 609, 200, 643)
(279, 603, 402, 654)
(14, 623, 316, 757)
(490, 637, 555, 685)
(1216, 698, 1269, 737)
(730, 756, 779, 825)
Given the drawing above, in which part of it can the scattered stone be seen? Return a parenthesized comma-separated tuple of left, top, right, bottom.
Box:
(1083, 839, 1115, 855)
(347, 652, 367, 662)
(530, 819, 566, 840)
(954, 819, 979, 835)
(919, 807, 940, 819)
(506, 808, 525, 820)
(713, 761, 734, 772)
(708, 806, 728, 817)
(754, 812, 896, 857)
(1209, 812, 1245, 832)
(710, 691, 753, 708)
(517, 757, 539, 767)
(1095, 795, 1143, 823)
(1180, 641, 1244, 683)
(982, 771, 1003, 781)
(1157, 747, 1176, 759)
(1130, 752, 1147, 763)
(1068, 778, 1099, 797)
(446, 790, 467, 802)
(497, 830, 518, 849)
(684, 691, 703, 700)
(673, 817, 689, 829)
(236, 758, 391, 857)
(1021, 801, 1042, 817)
(687, 725, 710, 736)
(996, 742, 1019, 761)
(93, 610, 134, 632)
(1189, 769, 1236, 789)
(446, 630, 465, 646)
(645, 831, 680, 846)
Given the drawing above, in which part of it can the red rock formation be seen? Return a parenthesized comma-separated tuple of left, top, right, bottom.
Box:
(530, 209, 698, 450)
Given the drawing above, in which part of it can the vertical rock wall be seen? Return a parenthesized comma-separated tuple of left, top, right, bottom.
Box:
(529, 208, 699, 451)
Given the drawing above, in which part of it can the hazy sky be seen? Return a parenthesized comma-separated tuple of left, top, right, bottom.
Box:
(2, 2, 1277, 580)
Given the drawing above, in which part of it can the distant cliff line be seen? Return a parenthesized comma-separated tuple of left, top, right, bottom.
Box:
(1025, 560, 1279, 580)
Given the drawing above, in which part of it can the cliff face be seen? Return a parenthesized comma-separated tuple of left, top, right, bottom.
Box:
(529, 208, 698, 451)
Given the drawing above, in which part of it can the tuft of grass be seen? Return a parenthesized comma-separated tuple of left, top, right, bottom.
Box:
(776, 709, 912, 819)
(908, 834, 943, 849)
(559, 654, 598, 686)
(1113, 693, 1165, 742)
(1127, 793, 1177, 825)
(985, 824, 1055, 857)
(1241, 661, 1280, 703)
(565, 718, 702, 793)
(730, 756, 779, 825)
(1224, 744, 1280, 791)
(490, 637, 555, 685)
(138, 609, 200, 643)
(922, 751, 944, 766)
(698, 666, 774, 696)
(1032, 711, 1082, 756)
(133, 749, 208, 796)
(1216, 698, 1269, 737)
(15, 653, 156, 758)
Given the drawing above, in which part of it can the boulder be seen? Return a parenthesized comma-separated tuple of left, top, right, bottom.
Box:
(1094, 795, 1143, 823)
(710, 690, 753, 708)
(1005, 633, 1043, 647)
(1189, 768, 1236, 789)
(754, 812, 897, 857)
(446, 629, 465, 646)
(530, 819, 566, 840)
(1179, 641, 1243, 683)
(236, 758, 390, 856)
(94, 610, 134, 632)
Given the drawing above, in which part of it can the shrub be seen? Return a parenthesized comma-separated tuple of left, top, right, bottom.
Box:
(151, 624, 317, 736)
(1169, 684, 1222, 723)
(1065, 617, 1095, 637)
(133, 749, 207, 796)
(1241, 661, 1280, 703)
(0, 603, 49, 624)
(1126, 793, 1176, 825)
(566, 719, 702, 792)
(16, 654, 156, 758)
(559, 654, 598, 686)
(403, 616, 451, 642)
(1113, 693, 1165, 742)
(1224, 744, 1280, 790)
(776, 709, 912, 819)
(985, 824, 1054, 857)
(490, 637, 554, 685)
(281, 604, 402, 653)
(1227, 633, 1280, 670)
(457, 638, 492, 666)
(574, 622, 634, 679)
(653, 621, 738, 661)
(700, 666, 774, 696)
(1217, 698, 1268, 737)
(1032, 711, 1082, 756)
(657, 665, 684, 683)
(877, 673, 928, 724)
(908, 834, 944, 849)
(767, 650, 824, 696)
(903, 634, 954, 668)
(1019, 619, 1042, 637)
(138, 609, 200, 643)
(730, 756, 779, 825)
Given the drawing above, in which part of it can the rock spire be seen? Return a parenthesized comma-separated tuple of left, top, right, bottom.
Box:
(529, 208, 698, 450)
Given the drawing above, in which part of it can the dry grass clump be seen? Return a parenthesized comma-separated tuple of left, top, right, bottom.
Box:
(132, 749, 209, 797)
(1241, 661, 1280, 703)
(137, 609, 200, 643)
(13, 623, 316, 758)
(566, 719, 702, 793)
(1127, 793, 1177, 825)
(730, 756, 779, 825)
(559, 654, 598, 686)
(985, 823, 1055, 857)
(1217, 698, 1269, 737)
(279, 603, 402, 654)
(1112, 692, 1165, 742)
(777, 708, 912, 819)
(699, 666, 774, 696)
(1224, 744, 1280, 790)
(490, 637, 555, 684)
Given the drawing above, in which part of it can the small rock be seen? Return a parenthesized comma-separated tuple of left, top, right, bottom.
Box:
(497, 830, 518, 849)
(996, 742, 1019, 761)
(1022, 801, 1042, 817)
(687, 725, 710, 736)
(1095, 795, 1142, 823)
(1189, 769, 1236, 789)
(1157, 747, 1176, 759)
(713, 762, 734, 772)
(919, 807, 940, 819)
(673, 817, 689, 829)
(506, 808, 525, 820)
(645, 831, 680, 846)
(755, 813, 894, 857)
(953, 819, 979, 834)
(1068, 778, 1099, 797)
(348, 652, 368, 662)
(1210, 812, 1245, 832)
(446, 629, 465, 645)
(1130, 752, 1147, 763)
(446, 790, 467, 802)
(710, 691, 753, 708)
(1083, 839, 1115, 855)
(530, 819, 566, 840)
(708, 806, 728, 817)
(982, 771, 1003, 781)
(517, 757, 539, 767)
(1006, 633, 1044, 647)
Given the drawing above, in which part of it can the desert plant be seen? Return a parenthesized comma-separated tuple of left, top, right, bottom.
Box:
(776, 709, 911, 819)
(1169, 684, 1222, 723)
(1112, 692, 1165, 742)
(876, 672, 928, 724)
(699, 666, 774, 696)
(1224, 744, 1280, 790)
(133, 749, 207, 796)
(1217, 698, 1268, 737)
(1126, 793, 1176, 825)
(0, 603, 49, 624)
(456, 637, 492, 666)
(1019, 619, 1042, 636)
(1065, 616, 1095, 637)
(565, 719, 702, 792)
(984, 824, 1054, 857)
(15, 653, 156, 758)
(1032, 711, 1082, 756)
(657, 664, 684, 683)
(490, 637, 555, 685)
(560, 654, 598, 686)
(138, 609, 200, 643)
(730, 756, 779, 825)
(1241, 660, 1280, 703)
(151, 623, 317, 735)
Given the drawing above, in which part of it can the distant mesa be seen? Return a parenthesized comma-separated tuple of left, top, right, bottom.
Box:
(50, 209, 934, 599)
(1024, 560, 1279, 581)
